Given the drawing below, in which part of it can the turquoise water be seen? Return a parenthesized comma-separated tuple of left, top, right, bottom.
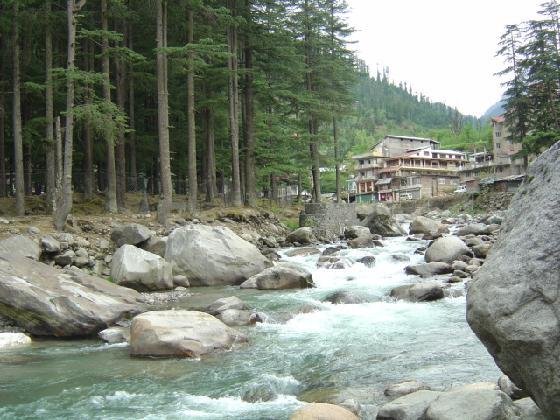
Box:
(0, 236, 500, 419)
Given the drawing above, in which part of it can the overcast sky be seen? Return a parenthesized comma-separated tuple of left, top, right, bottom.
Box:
(346, 0, 542, 117)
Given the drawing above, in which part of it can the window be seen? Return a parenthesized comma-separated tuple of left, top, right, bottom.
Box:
(367, 159, 371, 164)
(359, 160, 364, 165)
(361, 172, 365, 177)
(496, 143, 501, 149)
(424, 151, 430, 156)
(496, 131, 501, 137)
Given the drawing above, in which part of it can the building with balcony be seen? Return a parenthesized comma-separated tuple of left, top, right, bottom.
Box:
(350, 136, 465, 202)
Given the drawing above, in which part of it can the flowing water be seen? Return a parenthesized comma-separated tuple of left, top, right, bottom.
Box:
(0, 235, 500, 419)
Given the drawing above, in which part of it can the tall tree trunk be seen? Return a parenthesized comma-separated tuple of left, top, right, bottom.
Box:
(204, 107, 217, 203)
(24, 143, 32, 195)
(309, 118, 321, 202)
(101, 0, 117, 213)
(55, 116, 62, 194)
(45, 0, 56, 212)
(115, 33, 126, 211)
(128, 23, 137, 191)
(0, 90, 5, 198)
(12, 2, 25, 216)
(55, 0, 85, 230)
(156, 0, 172, 223)
(186, 7, 197, 213)
(227, 0, 242, 207)
(83, 39, 94, 199)
(243, 19, 256, 207)
(333, 117, 340, 202)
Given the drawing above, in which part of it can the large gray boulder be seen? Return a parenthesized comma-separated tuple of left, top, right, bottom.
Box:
(390, 282, 445, 302)
(0, 255, 144, 337)
(111, 245, 173, 291)
(384, 381, 432, 398)
(405, 262, 453, 278)
(425, 236, 470, 263)
(0, 332, 32, 349)
(377, 390, 442, 420)
(0, 235, 40, 260)
(467, 142, 560, 419)
(205, 296, 247, 315)
(409, 216, 440, 236)
(362, 204, 406, 237)
(424, 388, 518, 420)
(286, 227, 315, 245)
(129, 310, 247, 358)
(457, 223, 490, 236)
(110, 223, 152, 248)
(242, 262, 314, 290)
(165, 225, 271, 286)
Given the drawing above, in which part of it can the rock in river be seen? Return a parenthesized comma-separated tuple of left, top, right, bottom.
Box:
(241, 262, 314, 290)
(467, 141, 560, 418)
(390, 282, 445, 302)
(111, 245, 173, 291)
(0, 255, 144, 337)
(424, 236, 470, 264)
(129, 310, 247, 358)
(290, 403, 358, 420)
(165, 225, 271, 286)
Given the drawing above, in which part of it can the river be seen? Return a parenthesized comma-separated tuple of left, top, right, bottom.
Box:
(0, 234, 500, 419)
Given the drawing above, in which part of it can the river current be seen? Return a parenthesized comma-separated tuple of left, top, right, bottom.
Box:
(0, 234, 500, 419)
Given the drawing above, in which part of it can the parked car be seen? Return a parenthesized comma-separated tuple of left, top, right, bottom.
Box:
(454, 185, 467, 194)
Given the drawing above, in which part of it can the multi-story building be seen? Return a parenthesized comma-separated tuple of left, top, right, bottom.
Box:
(491, 116, 523, 168)
(350, 136, 466, 202)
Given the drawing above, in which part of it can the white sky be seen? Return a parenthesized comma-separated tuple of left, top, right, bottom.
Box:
(346, 0, 542, 117)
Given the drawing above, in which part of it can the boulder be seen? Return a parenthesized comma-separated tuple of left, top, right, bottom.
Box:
(321, 246, 345, 256)
(348, 235, 383, 249)
(472, 243, 492, 258)
(141, 235, 168, 258)
(165, 225, 271, 286)
(111, 245, 173, 292)
(424, 388, 518, 420)
(239, 277, 258, 289)
(362, 204, 406, 237)
(466, 142, 560, 418)
(514, 398, 546, 420)
(424, 236, 470, 263)
(205, 296, 247, 315)
(316, 256, 351, 269)
(344, 225, 371, 240)
(54, 249, 75, 267)
(0, 235, 40, 260)
(98, 326, 130, 344)
(405, 262, 453, 278)
(498, 374, 528, 400)
(451, 260, 468, 271)
(290, 403, 358, 420)
(129, 310, 247, 358)
(384, 381, 432, 398)
(457, 223, 490, 236)
(0, 255, 144, 337)
(242, 383, 277, 403)
(216, 309, 260, 327)
(390, 282, 445, 302)
(40, 235, 61, 254)
(249, 263, 314, 290)
(0, 332, 32, 349)
(110, 223, 152, 247)
(357, 255, 376, 267)
(409, 216, 440, 236)
(391, 254, 410, 262)
(285, 247, 321, 258)
(286, 227, 315, 245)
(323, 291, 367, 305)
(377, 390, 442, 420)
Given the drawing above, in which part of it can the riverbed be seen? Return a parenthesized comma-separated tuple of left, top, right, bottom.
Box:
(0, 235, 500, 419)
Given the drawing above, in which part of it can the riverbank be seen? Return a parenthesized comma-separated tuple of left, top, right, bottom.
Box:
(0, 197, 546, 419)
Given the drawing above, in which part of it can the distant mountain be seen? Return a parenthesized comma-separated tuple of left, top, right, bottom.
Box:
(481, 100, 505, 122)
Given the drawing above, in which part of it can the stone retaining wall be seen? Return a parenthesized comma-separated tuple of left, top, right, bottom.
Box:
(299, 203, 359, 239)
